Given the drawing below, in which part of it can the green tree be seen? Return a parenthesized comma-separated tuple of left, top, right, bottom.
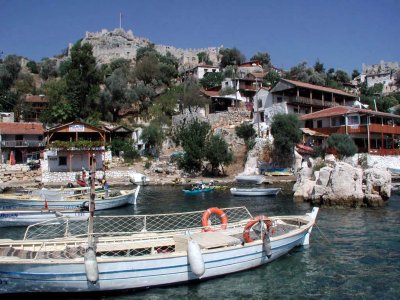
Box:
(26, 61, 38, 74)
(40, 58, 58, 80)
(235, 122, 256, 150)
(270, 114, 302, 167)
(197, 52, 212, 65)
(140, 123, 164, 157)
(65, 41, 101, 119)
(199, 72, 223, 89)
(205, 135, 233, 175)
(250, 52, 271, 68)
(352, 69, 360, 80)
(263, 70, 281, 87)
(15, 73, 35, 94)
(181, 79, 210, 113)
(327, 133, 358, 159)
(219, 48, 246, 68)
(135, 54, 161, 84)
(104, 67, 132, 121)
(58, 58, 72, 77)
(3, 55, 21, 81)
(313, 59, 325, 73)
(149, 85, 181, 126)
(176, 119, 211, 172)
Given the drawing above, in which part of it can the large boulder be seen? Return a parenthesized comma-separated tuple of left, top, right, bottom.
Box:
(364, 168, 391, 206)
(293, 160, 392, 207)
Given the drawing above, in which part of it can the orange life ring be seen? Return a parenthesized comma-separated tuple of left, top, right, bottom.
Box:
(243, 215, 272, 243)
(201, 207, 228, 231)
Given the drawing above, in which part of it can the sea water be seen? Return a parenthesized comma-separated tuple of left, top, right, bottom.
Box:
(1, 184, 399, 299)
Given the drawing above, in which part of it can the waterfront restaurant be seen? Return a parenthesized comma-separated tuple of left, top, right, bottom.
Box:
(45, 120, 107, 172)
(300, 106, 400, 155)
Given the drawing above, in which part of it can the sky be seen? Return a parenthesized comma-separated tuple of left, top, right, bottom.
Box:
(0, 0, 399, 74)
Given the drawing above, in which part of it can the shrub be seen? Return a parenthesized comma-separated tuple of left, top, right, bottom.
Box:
(327, 134, 357, 159)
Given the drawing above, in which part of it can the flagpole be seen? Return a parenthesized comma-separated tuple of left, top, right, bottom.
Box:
(119, 12, 122, 29)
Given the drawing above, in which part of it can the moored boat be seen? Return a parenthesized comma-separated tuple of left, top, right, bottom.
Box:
(235, 175, 265, 184)
(182, 187, 214, 195)
(0, 206, 319, 294)
(230, 187, 282, 196)
(0, 186, 140, 211)
(0, 208, 89, 227)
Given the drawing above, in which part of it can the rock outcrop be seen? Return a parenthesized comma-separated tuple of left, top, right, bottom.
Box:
(293, 157, 391, 207)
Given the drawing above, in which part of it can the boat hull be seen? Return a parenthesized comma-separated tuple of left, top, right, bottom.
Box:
(0, 228, 310, 294)
(235, 175, 264, 184)
(182, 187, 214, 195)
(230, 188, 281, 196)
(0, 210, 89, 227)
(0, 190, 137, 211)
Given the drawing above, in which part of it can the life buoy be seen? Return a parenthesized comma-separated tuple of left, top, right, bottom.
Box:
(243, 215, 272, 243)
(201, 207, 228, 231)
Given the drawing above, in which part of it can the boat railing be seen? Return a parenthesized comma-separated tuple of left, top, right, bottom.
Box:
(23, 206, 253, 241)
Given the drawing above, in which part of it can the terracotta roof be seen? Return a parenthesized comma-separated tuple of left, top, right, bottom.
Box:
(250, 72, 266, 79)
(202, 90, 220, 97)
(281, 79, 357, 98)
(46, 120, 106, 133)
(300, 106, 400, 120)
(24, 95, 49, 103)
(0, 122, 44, 135)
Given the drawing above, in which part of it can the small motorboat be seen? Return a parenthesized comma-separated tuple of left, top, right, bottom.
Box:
(230, 187, 282, 196)
(182, 186, 215, 195)
(235, 175, 265, 184)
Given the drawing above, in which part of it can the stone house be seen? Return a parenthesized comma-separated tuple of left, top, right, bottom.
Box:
(0, 122, 45, 164)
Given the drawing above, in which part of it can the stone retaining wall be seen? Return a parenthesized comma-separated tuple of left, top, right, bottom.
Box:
(0, 164, 41, 184)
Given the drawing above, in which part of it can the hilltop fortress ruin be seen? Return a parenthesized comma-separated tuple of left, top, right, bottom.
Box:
(78, 28, 222, 70)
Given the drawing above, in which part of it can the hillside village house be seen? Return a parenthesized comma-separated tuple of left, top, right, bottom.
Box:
(270, 79, 358, 115)
(23, 94, 49, 122)
(300, 106, 400, 155)
(45, 120, 107, 172)
(0, 122, 45, 164)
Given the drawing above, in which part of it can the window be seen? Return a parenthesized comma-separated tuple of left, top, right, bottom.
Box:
(317, 120, 323, 128)
(331, 116, 345, 127)
(277, 97, 282, 103)
(347, 115, 359, 126)
(59, 156, 67, 166)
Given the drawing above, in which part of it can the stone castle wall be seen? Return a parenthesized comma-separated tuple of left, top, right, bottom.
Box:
(81, 28, 222, 69)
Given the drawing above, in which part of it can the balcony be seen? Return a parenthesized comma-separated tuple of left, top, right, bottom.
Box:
(1, 140, 45, 148)
(287, 96, 339, 108)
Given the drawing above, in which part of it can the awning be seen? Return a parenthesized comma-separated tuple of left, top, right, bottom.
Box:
(301, 128, 329, 137)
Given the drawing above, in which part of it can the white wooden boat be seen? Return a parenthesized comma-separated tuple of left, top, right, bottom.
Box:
(0, 206, 319, 294)
(129, 172, 150, 185)
(230, 187, 282, 196)
(235, 175, 265, 184)
(0, 208, 89, 227)
(0, 186, 140, 211)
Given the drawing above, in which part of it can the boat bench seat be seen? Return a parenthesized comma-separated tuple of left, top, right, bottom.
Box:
(174, 232, 241, 251)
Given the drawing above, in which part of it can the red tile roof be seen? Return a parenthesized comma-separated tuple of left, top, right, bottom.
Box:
(24, 95, 49, 103)
(282, 79, 356, 98)
(300, 106, 400, 120)
(0, 122, 44, 135)
(202, 90, 220, 97)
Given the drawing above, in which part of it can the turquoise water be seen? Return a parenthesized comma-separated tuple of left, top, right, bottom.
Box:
(1, 184, 399, 299)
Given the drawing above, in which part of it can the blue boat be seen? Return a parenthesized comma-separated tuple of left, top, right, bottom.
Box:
(182, 187, 215, 195)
